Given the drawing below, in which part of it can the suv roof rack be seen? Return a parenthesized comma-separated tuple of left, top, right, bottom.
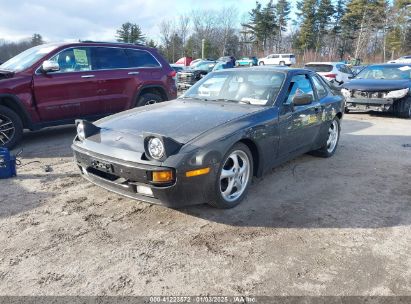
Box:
(79, 40, 147, 47)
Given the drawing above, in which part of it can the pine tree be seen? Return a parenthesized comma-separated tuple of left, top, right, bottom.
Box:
(276, 0, 291, 52)
(296, 0, 318, 51)
(245, 1, 278, 53)
(116, 22, 145, 44)
(31, 34, 43, 46)
(315, 0, 335, 52)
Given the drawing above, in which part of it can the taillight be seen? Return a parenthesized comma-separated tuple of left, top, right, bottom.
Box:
(168, 70, 177, 80)
(324, 73, 337, 78)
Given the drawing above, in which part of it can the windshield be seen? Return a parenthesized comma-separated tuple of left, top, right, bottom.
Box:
(0, 44, 60, 72)
(182, 70, 285, 106)
(356, 65, 411, 80)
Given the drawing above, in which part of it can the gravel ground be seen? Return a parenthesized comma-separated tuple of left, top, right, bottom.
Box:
(0, 112, 410, 296)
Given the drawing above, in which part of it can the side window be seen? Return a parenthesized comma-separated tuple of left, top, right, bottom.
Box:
(344, 65, 353, 74)
(93, 47, 130, 70)
(312, 75, 328, 99)
(285, 74, 314, 104)
(50, 47, 92, 73)
(272, 55, 280, 59)
(125, 49, 161, 68)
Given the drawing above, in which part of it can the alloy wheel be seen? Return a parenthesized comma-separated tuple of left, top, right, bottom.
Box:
(0, 114, 15, 146)
(145, 100, 158, 105)
(219, 150, 251, 202)
(326, 120, 339, 153)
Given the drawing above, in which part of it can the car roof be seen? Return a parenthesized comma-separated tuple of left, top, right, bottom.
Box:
(43, 41, 154, 50)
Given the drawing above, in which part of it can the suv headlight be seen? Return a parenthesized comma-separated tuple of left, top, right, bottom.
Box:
(148, 137, 165, 160)
(384, 88, 409, 99)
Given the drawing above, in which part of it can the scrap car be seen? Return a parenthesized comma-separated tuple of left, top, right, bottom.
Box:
(342, 64, 411, 118)
(176, 60, 217, 90)
(72, 67, 344, 209)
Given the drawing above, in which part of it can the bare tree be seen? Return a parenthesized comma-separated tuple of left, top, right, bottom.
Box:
(178, 15, 190, 57)
(218, 7, 239, 56)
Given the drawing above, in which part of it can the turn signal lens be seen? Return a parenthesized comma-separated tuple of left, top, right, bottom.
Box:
(186, 167, 210, 177)
(152, 170, 174, 183)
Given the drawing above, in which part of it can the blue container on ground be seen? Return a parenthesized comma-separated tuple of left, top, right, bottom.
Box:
(0, 148, 16, 179)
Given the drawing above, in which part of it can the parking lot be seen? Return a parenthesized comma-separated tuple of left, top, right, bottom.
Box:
(0, 112, 410, 295)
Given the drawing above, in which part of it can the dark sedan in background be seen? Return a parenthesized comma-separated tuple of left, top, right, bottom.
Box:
(342, 64, 411, 118)
(72, 67, 344, 209)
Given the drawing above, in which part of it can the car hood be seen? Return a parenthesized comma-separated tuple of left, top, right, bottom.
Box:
(343, 79, 410, 91)
(94, 99, 261, 149)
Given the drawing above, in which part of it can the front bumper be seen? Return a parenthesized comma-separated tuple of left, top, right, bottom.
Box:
(72, 145, 217, 207)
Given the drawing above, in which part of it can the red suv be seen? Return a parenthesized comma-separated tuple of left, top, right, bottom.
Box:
(0, 42, 177, 148)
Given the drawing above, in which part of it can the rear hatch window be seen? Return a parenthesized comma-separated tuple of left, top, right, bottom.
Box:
(305, 64, 333, 72)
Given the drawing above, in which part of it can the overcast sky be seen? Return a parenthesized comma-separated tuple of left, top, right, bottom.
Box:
(0, 0, 262, 43)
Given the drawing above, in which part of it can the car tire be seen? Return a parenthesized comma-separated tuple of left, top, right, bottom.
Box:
(0, 105, 23, 149)
(208, 143, 254, 209)
(396, 97, 411, 119)
(249, 62, 253, 67)
(279, 61, 285, 66)
(259, 61, 265, 66)
(136, 93, 163, 107)
(235, 62, 240, 67)
(311, 116, 341, 158)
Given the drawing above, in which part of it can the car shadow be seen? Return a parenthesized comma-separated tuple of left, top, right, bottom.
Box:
(177, 119, 411, 229)
(12, 125, 76, 159)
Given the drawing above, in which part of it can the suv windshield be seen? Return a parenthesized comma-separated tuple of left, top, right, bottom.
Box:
(356, 65, 411, 80)
(182, 70, 285, 106)
(0, 44, 60, 72)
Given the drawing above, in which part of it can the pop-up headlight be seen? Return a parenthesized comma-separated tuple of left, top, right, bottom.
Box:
(143, 133, 182, 161)
(75, 120, 100, 141)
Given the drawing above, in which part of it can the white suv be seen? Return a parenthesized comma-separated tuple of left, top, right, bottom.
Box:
(387, 55, 411, 64)
(304, 62, 354, 85)
(258, 54, 296, 66)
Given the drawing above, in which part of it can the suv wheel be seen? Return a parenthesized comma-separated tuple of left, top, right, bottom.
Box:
(279, 61, 285, 66)
(136, 93, 163, 107)
(0, 105, 23, 149)
(259, 61, 265, 66)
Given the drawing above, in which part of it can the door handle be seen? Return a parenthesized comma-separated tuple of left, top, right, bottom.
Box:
(128, 71, 140, 75)
(81, 75, 95, 78)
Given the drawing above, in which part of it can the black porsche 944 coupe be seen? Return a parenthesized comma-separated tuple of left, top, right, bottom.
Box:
(72, 67, 344, 209)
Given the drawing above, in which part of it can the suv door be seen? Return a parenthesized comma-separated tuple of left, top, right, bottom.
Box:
(33, 47, 101, 121)
(92, 47, 162, 113)
(278, 74, 322, 157)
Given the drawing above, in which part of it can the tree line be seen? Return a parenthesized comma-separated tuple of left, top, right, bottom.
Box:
(1, 1, 409, 65)
(0, 34, 44, 63)
(151, 0, 410, 63)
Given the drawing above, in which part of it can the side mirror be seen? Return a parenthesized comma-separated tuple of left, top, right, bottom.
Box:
(293, 93, 313, 106)
(42, 60, 59, 73)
